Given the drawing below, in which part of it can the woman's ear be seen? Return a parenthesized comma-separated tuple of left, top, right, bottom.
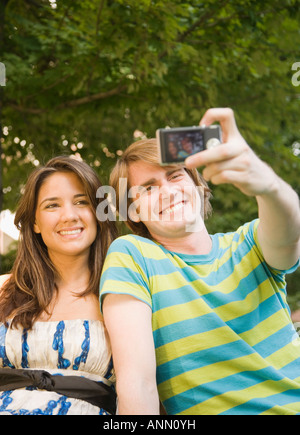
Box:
(34, 221, 41, 234)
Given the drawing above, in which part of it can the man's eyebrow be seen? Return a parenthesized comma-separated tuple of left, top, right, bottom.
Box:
(165, 168, 184, 177)
(138, 168, 184, 189)
(39, 193, 87, 207)
(140, 178, 157, 188)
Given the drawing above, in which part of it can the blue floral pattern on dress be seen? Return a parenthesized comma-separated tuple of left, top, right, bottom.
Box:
(0, 391, 72, 415)
(73, 320, 90, 370)
(21, 330, 29, 369)
(0, 320, 114, 415)
(104, 357, 114, 380)
(52, 321, 71, 370)
(0, 324, 14, 369)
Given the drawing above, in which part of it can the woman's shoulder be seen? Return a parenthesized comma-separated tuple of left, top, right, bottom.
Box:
(0, 274, 11, 289)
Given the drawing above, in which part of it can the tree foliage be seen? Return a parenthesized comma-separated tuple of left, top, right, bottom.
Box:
(1, 0, 299, 234)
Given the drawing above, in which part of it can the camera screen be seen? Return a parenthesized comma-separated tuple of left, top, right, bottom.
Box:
(163, 130, 205, 163)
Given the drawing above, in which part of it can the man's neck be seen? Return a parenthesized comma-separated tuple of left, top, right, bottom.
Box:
(153, 226, 212, 256)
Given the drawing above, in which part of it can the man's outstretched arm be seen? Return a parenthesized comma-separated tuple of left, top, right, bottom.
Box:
(186, 107, 300, 271)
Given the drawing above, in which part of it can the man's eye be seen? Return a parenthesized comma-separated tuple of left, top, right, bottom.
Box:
(170, 173, 183, 180)
(140, 186, 154, 194)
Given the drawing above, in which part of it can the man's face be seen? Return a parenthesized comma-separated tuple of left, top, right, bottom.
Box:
(182, 139, 193, 154)
(128, 161, 204, 240)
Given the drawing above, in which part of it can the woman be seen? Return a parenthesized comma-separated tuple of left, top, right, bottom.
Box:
(0, 156, 118, 415)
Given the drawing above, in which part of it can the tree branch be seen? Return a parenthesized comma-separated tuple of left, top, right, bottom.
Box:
(159, 0, 231, 59)
(57, 84, 127, 109)
(8, 84, 128, 114)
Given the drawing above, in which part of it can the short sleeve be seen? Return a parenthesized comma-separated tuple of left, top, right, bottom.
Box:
(99, 236, 152, 312)
(245, 219, 300, 276)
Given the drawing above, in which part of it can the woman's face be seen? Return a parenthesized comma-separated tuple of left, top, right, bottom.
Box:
(34, 172, 98, 261)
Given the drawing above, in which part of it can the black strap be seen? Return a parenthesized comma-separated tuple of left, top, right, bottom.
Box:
(0, 368, 116, 415)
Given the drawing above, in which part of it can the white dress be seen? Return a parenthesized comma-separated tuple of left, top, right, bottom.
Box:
(0, 319, 115, 415)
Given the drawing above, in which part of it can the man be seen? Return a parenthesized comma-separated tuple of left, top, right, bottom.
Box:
(100, 108, 300, 415)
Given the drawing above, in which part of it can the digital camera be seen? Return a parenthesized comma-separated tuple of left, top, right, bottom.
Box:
(156, 125, 222, 165)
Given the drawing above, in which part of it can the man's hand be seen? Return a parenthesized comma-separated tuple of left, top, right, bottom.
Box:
(186, 107, 300, 271)
(185, 108, 278, 197)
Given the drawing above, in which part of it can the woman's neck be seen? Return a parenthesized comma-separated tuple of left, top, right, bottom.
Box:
(49, 251, 91, 294)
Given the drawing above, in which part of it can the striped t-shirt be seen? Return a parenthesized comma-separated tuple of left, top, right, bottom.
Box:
(100, 220, 300, 415)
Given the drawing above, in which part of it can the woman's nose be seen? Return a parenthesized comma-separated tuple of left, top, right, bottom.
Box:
(60, 204, 79, 222)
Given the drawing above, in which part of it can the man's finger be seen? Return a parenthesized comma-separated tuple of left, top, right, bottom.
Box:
(200, 108, 239, 142)
(185, 142, 242, 169)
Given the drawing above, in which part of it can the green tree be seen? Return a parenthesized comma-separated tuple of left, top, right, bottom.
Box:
(1, 0, 299, 285)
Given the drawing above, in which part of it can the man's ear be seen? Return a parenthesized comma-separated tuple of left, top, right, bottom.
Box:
(128, 204, 141, 223)
(127, 186, 143, 223)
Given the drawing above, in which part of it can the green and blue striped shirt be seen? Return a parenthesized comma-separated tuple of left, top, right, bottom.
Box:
(100, 220, 300, 415)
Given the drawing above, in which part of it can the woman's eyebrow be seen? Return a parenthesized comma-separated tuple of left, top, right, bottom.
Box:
(73, 193, 87, 199)
(39, 196, 59, 207)
(39, 193, 87, 207)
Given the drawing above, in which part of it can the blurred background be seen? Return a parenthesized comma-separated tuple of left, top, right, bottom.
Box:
(0, 0, 299, 309)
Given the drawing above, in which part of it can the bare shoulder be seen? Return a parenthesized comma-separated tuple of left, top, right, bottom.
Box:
(0, 274, 11, 290)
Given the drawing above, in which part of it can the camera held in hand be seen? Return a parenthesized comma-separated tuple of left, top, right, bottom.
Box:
(156, 125, 222, 165)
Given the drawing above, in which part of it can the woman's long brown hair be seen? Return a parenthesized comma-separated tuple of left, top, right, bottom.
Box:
(0, 156, 118, 330)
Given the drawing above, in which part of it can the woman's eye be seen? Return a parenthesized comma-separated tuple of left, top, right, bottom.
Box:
(45, 203, 59, 209)
(75, 200, 90, 206)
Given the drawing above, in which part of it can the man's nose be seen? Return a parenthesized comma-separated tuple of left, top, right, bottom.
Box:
(159, 181, 176, 201)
